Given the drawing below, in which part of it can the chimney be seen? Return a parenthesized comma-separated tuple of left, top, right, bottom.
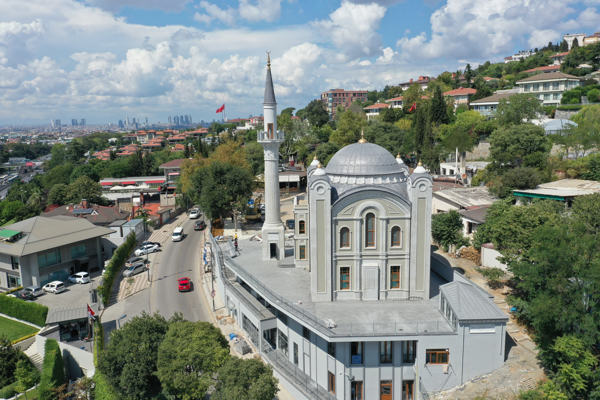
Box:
(409, 79, 413, 83)
(82, 199, 89, 209)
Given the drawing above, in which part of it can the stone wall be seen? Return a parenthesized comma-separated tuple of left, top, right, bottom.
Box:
(466, 142, 490, 160)
(555, 109, 581, 120)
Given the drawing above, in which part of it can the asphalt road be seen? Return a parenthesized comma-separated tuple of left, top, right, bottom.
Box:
(104, 214, 213, 331)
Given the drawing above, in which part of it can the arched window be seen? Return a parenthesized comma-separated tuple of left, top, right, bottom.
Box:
(391, 226, 401, 247)
(340, 227, 350, 248)
(365, 213, 376, 247)
(299, 221, 306, 235)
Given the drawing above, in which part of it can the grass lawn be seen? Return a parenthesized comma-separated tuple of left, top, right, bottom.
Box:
(0, 315, 39, 342)
(16, 387, 38, 399)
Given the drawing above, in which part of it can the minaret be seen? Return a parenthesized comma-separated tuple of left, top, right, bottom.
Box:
(258, 53, 285, 260)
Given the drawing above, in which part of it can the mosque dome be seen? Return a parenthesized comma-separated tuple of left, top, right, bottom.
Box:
(325, 142, 404, 177)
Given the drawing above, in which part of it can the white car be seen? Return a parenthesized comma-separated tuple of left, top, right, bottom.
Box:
(134, 244, 159, 256)
(189, 209, 201, 219)
(43, 281, 66, 294)
(68, 272, 90, 284)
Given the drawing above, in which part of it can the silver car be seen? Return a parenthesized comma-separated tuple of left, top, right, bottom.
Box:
(24, 286, 43, 297)
(123, 262, 146, 278)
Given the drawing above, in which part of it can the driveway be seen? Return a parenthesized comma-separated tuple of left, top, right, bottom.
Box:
(35, 271, 102, 310)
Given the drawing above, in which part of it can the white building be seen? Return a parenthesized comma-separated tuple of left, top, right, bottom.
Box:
(504, 50, 535, 63)
(563, 33, 586, 50)
(363, 103, 390, 120)
(516, 71, 585, 105)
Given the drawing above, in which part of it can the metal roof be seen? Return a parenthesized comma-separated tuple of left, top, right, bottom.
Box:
(46, 304, 98, 324)
(325, 142, 404, 177)
(264, 65, 276, 104)
(72, 209, 93, 215)
(440, 281, 508, 321)
(458, 206, 491, 224)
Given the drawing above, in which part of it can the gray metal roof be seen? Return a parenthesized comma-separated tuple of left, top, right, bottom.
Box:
(325, 143, 404, 176)
(0, 216, 114, 257)
(440, 281, 508, 321)
(264, 67, 276, 104)
(46, 304, 98, 324)
(544, 119, 577, 134)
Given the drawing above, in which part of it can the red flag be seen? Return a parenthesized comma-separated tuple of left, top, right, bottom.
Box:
(409, 102, 417, 113)
(87, 304, 95, 318)
(216, 104, 225, 113)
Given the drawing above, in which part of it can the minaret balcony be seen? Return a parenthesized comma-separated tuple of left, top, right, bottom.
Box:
(257, 129, 284, 144)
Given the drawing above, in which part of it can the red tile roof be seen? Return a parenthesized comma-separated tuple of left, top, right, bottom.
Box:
(550, 52, 569, 58)
(386, 95, 430, 102)
(363, 103, 390, 109)
(443, 87, 477, 96)
(525, 65, 561, 73)
(160, 159, 187, 169)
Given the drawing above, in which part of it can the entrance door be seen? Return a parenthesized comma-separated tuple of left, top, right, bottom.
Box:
(402, 380, 414, 400)
(363, 266, 379, 300)
(380, 381, 392, 400)
(270, 243, 277, 259)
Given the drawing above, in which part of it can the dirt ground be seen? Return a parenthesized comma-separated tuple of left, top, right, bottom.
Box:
(430, 250, 546, 400)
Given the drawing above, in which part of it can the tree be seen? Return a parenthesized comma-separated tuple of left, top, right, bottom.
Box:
(280, 107, 295, 116)
(46, 144, 67, 170)
(488, 167, 542, 198)
(488, 124, 551, 166)
(42, 163, 74, 189)
(365, 122, 407, 157)
(464, 63, 473, 87)
(245, 141, 265, 175)
(330, 109, 366, 147)
(14, 359, 35, 400)
(98, 312, 170, 400)
(431, 210, 467, 251)
(430, 86, 449, 126)
(495, 93, 543, 126)
(183, 143, 191, 158)
(2, 201, 24, 222)
(402, 83, 426, 113)
(128, 148, 144, 177)
(46, 184, 70, 206)
(0, 334, 21, 388)
(413, 101, 432, 159)
(571, 38, 579, 49)
(212, 358, 279, 400)
(315, 142, 340, 166)
(68, 176, 103, 204)
(67, 140, 86, 163)
(381, 107, 403, 123)
(156, 321, 230, 400)
(388, 85, 403, 98)
(470, 75, 493, 101)
(70, 164, 100, 183)
(305, 99, 329, 127)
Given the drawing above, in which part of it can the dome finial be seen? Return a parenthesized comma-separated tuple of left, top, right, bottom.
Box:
(267, 51, 271, 69)
(417, 159, 423, 167)
(313, 154, 317, 160)
(317, 163, 322, 168)
(358, 129, 367, 143)
(396, 153, 401, 159)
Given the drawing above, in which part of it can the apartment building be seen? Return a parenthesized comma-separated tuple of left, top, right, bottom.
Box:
(584, 32, 600, 46)
(563, 33, 586, 49)
(504, 50, 535, 63)
(516, 71, 585, 105)
(321, 89, 368, 119)
(398, 76, 433, 91)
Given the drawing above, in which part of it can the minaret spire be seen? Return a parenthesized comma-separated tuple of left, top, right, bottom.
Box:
(264, 53, 276, 104)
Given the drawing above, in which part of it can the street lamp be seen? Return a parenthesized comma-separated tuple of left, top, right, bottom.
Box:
(118, 314, 127, 329)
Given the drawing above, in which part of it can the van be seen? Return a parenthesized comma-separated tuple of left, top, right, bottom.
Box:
(172, 227, 184, 242)
(43, 281, 66, 294)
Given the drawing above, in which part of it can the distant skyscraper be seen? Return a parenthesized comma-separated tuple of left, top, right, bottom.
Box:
(126, 117, 130, 125)
(71, 119, 78, 126)
(80, 119, 86, 126)
(51, 119, 55, 127)
(168, 116, 172, 124)
(132, 118, 136, 124)
(188, 115, 192, 124)
(180, 115, 184, 125)
(174, 116, 179, 125)
(145, 117, 148, 124)
(184, 115, 189, 124)
(118, 120, 124, 128)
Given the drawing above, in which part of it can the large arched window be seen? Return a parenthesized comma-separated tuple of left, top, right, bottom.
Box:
(299, 220, 306, 235)
(365, 213, 376, 247)
(340, 227, 350, 248)
(391, 226, 401, 247)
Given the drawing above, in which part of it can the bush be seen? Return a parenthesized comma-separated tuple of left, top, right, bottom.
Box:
(478, 267, 505, 289)
(557, 105, 583, 110)
(37, 339, 65, 400)
(2, 286, 23, 295)
(94, 319, 104, 367)
(587, 88, 600, 103)
(98, 232, 136, 306)
(431, 210, 466, 251)
(0, 294, 48, 327)
(93, 371, 119, 400)
(0, 381, 18, 398)
(570, 98, 580, 104)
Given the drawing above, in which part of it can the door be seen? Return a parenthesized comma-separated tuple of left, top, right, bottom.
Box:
(380, 381, 392, 400)
(270, 243, 277, 259)
(402, 380, 414, 400)
(363, 265, 379, 300)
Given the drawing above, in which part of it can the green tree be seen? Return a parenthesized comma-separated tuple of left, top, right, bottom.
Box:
(46, 144, 67, 169)
(38, 339, 65, 400)
(388, 85, 403, 98)
(67, 140, 86, 163)
(366, 122, 407, 157)
(68, 176, 103, 204)
(98, 312, 170, 400)
(330, 109, 366, 147)
(280, 107, 295, 116)
(430, 86, 449, 126)
(2, 201, 24, 222)
(156, 321, 230, 400)
(488, 124, 551, 166)
(212, 358, 279, 400)
(305, 99, 330, 127)
(495, 93, 543, 126)
(381, 107, 404, 123)
(47, 184, 71, 206)
(0, 334, 21, 388)
(464, 63, 473, 87)
(42, 163, 74, 189)
(402, 83, 426, 113)
(128, 148, 144, 177)
(316, 142, 340, 166)
(70, 164, 100, 183)
(470, 75, 493, 101)
(413, 101, 432, 159)
(431, 210, 466, 251)
(14, 359, 35, 400)
(488, 167, 542, 198)
(245, 141, 265, 175)
(437, 110, 483, 156)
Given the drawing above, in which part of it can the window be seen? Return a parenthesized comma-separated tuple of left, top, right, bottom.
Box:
(553, 82, 559, 90)
(351, 342, 363, 364)
(299, 245, 306, 260)
(294, 342, 299, 366)
(365, 213, 376, 247)
(38, 250, 62, 269)
(544, 94, 550, 100)
(533, 84, 539, 91)
(543, 83, 550, 90)
(327, 342, 335, 357)
(402, 341, 416, 363)
(380, 341, 393, 364)
(402, 380, 414, 400)
(328, 372, 336, 394)
(390, 266, 400, 289)
(277, 329, 288, 357)
(8, 275, 21, 288)
(426, 349, 449, 364)
(267, 123, 274, 138)
(391, 226, 401, 247)
(553, 93, 560, 100)
(336, 226, 351, 249)
(380, 381, 392, 400)
(299, 220, 305, 234)
(351, 381, 363, 400)
(71, 244, 86, 259)
(10, 256, 20, 270)
(303, 326, 310, 340)
(340, 267, 350, 290)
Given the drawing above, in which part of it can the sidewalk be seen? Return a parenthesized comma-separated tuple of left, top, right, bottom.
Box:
(148, 212, 189, 243)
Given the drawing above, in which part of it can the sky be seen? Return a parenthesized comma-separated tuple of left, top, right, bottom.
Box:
(1, 0, 600, 125)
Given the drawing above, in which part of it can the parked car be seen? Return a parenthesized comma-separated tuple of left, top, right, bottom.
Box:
(126, 256, 144, 267)
(123, 262, 146, 278)
(141, 241, 161, 248)
(286, 219, 295, 230)
(194, 220, 207, 231)
(23, 286, 43, 297)
(172, 227, 184, 242)
(68, 272, 90, 284)
(43, 281, 66, 294)
(178, 277, 191, 292)
(15, 290, 34, 301)
(134, 244, 159, 256)
(189, 209, 201, 219)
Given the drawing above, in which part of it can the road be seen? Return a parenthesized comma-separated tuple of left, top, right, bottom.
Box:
(102, 214, 213, 332)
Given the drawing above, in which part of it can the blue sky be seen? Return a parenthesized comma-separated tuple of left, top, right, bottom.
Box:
(0, 0, 599, 125)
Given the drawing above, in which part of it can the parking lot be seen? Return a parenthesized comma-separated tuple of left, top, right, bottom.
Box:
(34, 270, 103, 310)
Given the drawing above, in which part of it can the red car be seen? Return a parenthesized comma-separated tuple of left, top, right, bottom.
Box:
(178, 277, 191, 292)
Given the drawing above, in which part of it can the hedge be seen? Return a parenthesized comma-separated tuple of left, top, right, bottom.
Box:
(37, 339, 65, 400)
(93, 371, 118, 400)
(557, 105, 583, 110)
(1, 286, 23, 295)
(94, 318, 104, 367)
(11, 332, 38, 345)
(98, 232, 136, 306)
(0, 295, 48, 327)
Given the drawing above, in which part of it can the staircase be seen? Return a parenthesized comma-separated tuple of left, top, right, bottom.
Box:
(23, 341, 43, 372)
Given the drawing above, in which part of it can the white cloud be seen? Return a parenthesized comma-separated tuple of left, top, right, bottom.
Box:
(194, 1, 237, 25)
(193, 0, 285, 25)
(311, 1, 386, 59)
(0, 20, 45, 67)
(578, 7, 600, 27)
(376, 47, 397, 64)
(85, 0, 192, 13)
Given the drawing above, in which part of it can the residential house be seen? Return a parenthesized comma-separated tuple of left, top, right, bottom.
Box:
(443, 87, 476, 108)
(320, 89, 368, 119)
(584, 32, 600, 46)
(363, 102, 390, 120)
(470, 92, 515, 116)
(504, 50, 535, 63)
(457, 205, 491, 237)
(385, 95, 429, 109)
(44, 200, 130, 227)
(525, 65, 561, 74)
(513, 179, 600, 206)
(399, 76, 434, 90)
(516, 71, 585, 105)
(159, 159, 187, 186)
(550, 52, 569, 65)
(0, 216, 113, 289)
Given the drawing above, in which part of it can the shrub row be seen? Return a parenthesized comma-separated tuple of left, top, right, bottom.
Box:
(0, 294, 48, 327)
(93, 371, 118, 400)
(1, 286, 23, 295)
(98, 232, 136, 306)
(11, 332, 39, 345)
(37, 339, 65, 400)
(557, 105, 583, 110)
(94, 318, 104, 367)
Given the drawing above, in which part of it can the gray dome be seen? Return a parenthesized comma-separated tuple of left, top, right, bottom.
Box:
(325, 143, 403, 176)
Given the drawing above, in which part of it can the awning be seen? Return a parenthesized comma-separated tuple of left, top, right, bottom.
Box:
(145, 180, 164, 184)
(0, 230, 21, 239)
(100, 182, 113, 186)
(167, 186, 177, 189)
(121, 181, 136, 185)
(168, 172, 180, 176)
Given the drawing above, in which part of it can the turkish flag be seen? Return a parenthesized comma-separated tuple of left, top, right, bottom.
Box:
(216, 104, 225, 113)
(87, 304, 95, 319)
(409, 102, 417, 113)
